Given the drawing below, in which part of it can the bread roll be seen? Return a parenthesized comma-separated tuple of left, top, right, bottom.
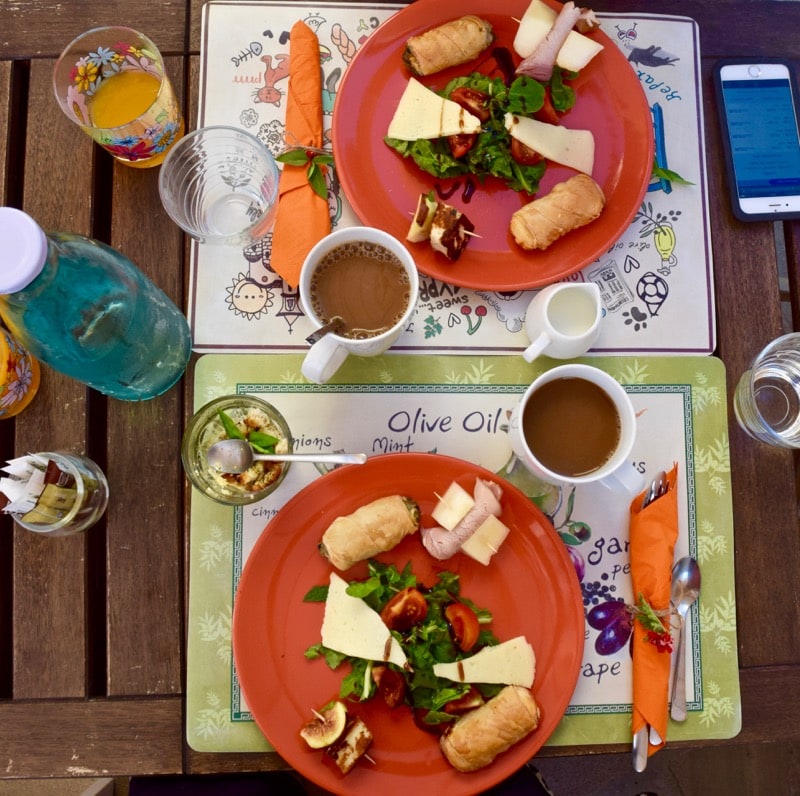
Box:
(403, 16, 494, 77)
(319, 495, 420, 570)
(510, 174, 605, 251)
(440, 685, 541, 772)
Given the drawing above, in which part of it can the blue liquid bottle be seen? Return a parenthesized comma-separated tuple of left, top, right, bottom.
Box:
(0, 207, 192, 400)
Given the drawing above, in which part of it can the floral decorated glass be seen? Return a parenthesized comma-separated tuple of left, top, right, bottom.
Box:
(0, 326, 39, 418)
(53, 26, 184, 168)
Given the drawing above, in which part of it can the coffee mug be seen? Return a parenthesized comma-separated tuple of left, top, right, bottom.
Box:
(507, 363, 643, 494)
(522, 282, 602, 363)
(299, 226, 419, 384)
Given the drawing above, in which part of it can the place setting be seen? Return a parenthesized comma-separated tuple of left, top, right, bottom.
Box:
(190, 0, 715, 356)
(178, 0, 740, 791)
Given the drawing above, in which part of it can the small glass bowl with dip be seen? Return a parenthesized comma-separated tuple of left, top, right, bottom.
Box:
(181, 395, 292, 505)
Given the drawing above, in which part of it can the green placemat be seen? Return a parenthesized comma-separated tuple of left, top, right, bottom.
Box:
(186, 353, 739, 752)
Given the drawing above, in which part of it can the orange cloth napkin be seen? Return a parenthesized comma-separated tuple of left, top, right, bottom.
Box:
(629, 463, 679, 758)
(270, 21, 331, 287)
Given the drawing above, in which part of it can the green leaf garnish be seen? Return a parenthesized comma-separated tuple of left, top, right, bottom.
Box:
(276, 147, 333, 200)
(217, 410, 244, 440)
(307, 162, 328, 199)
(636, 593, 668, 634)
(276, 149, 311, 167)
(652, 160, 694, 185)
(248, 430, 279, 453)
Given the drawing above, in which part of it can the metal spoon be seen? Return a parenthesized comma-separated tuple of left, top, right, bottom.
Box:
(305, 316, 344, 345)
(670, 556, 702, 721)
(206, 439, 367, 473)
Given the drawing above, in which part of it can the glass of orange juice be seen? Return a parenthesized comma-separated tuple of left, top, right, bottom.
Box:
(53, 27, 184, 168)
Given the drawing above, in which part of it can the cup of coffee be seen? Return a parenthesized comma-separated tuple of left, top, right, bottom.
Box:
(522, 282, 603, 363)
(299, 226, 419, 384)
(507, 363, 643, 493)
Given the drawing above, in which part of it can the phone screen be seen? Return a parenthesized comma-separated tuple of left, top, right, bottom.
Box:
(719, 76, 800, 200)
(719, 64, 800, 216)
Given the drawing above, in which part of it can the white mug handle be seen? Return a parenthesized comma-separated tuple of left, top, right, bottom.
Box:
(301, 335, 349, 384)
(523, 331, 551, 363)
(599, 464, 645, 496)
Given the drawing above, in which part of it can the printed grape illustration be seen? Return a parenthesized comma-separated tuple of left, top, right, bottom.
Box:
(587, 598, 633, 655)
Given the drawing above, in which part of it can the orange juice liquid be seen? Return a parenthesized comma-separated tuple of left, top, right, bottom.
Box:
(88, 70, 183, 167)
(89, 70, 161, 128)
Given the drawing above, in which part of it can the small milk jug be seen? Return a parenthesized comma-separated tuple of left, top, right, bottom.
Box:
(0, 207, 191, 400)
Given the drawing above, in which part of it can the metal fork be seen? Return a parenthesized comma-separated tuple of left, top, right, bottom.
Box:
(632, 470, 669, 773)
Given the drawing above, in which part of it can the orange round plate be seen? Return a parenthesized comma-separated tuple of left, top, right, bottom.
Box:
(233, 453, 584, 796)
(332, 0, 654, 291)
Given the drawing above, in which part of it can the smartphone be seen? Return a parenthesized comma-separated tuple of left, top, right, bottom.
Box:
(714, 59, 800, 221)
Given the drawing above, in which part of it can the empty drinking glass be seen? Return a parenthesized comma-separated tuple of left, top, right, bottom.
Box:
(158, 126, 279, 246)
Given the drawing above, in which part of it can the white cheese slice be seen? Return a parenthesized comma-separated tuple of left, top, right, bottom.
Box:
(433, 635, 536, 687)
(431, 481, 475, 531)
(513, 0, 604, 72)
(321, 572, 407, 667)
(460, 514, 511, 566)
(387, 78, 482, 141)
(505, 113, 594, 175)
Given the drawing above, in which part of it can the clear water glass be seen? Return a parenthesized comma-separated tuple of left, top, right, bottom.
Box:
(734, 332, 800, 447)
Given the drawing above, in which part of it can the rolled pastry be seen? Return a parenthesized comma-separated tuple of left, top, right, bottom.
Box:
(510, 174, 605, 251)
(440, 685, 541, 772)
(403, 16, 494, 77)
(319, 495, 420, 570)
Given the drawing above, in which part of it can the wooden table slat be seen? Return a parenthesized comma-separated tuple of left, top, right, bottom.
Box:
(0, 697, 183, 778)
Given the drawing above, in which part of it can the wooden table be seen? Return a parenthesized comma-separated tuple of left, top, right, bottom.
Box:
(0, 0, 798, 782)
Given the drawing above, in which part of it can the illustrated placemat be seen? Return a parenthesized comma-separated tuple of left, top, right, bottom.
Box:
(191, 2, 715, 356)
(186, 353, 740, 752)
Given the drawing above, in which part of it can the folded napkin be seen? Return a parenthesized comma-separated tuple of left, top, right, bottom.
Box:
(270, 21, 331, 287)
(629, 463, 679, 758)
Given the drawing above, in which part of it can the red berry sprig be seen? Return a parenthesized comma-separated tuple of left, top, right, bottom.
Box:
(276, 146, 333, 200)
(635, 594, 673, 654)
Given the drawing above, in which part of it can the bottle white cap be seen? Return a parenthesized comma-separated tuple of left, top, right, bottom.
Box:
(0, 208, 48, 293)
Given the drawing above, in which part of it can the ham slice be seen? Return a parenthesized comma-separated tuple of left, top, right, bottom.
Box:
(516, 1, 582, 81)
(421, 479, 503, 560)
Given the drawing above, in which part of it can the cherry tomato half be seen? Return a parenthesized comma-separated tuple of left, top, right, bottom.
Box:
(447, 133, 477, 159)
(445, 602, 480, 651)
(371, 665, 406, 708)
(380, 587, 428, 631)
(443, 685, 485, 715)
(510, 137, 543, 167)
(534, 87, 561, 126)
(449, 86, 492, 122)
